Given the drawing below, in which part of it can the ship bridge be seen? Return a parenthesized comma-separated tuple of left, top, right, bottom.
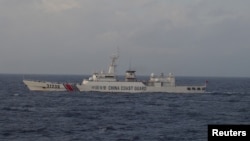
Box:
(125, 70, 137, 82)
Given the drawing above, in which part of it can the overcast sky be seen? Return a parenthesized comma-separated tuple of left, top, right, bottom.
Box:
(1, 0, 250, 77)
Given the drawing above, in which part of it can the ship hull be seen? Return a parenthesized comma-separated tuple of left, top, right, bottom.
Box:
(23, 80, 206, 93)
(76, 81, 206, 93)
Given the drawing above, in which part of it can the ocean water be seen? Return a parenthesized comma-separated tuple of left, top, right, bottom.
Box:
(0, 74, 250, 141)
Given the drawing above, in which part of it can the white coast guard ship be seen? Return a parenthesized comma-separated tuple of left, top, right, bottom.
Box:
(76, 54, 207, 93)
(23, 53, 207, 93)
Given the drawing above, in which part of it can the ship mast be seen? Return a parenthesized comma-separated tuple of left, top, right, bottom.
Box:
(108, 52, 119, 74)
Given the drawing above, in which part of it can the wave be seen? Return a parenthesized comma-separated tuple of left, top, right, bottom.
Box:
(207, 91, 250, 95)
(2, 106, 36, 112)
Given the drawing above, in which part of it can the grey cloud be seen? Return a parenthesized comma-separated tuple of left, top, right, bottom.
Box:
(0, 0, 250, 77)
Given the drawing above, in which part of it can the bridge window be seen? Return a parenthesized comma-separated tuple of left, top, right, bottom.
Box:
(192, 87, 196, 90)
(187, 87, 191, 90)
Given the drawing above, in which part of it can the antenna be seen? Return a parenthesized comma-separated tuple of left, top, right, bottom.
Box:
(129, 58, 132, 70)
(116, 46, 120, 59)
(110, 47, 120, 65)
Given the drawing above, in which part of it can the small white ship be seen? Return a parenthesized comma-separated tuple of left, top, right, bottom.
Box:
(23, 53, 207, 93)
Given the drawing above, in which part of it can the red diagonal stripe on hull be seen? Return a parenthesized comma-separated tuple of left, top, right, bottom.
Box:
(64, 84, 74, 91)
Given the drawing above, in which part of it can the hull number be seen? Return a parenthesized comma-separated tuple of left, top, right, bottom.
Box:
(47, 84, 60, 89)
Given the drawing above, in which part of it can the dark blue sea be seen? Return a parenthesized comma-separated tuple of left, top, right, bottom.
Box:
(0, 74, 250, 141)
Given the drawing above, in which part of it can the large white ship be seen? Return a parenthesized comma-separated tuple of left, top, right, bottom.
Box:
(76, 54, 207, 93)
(23, 53, 207, 93)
